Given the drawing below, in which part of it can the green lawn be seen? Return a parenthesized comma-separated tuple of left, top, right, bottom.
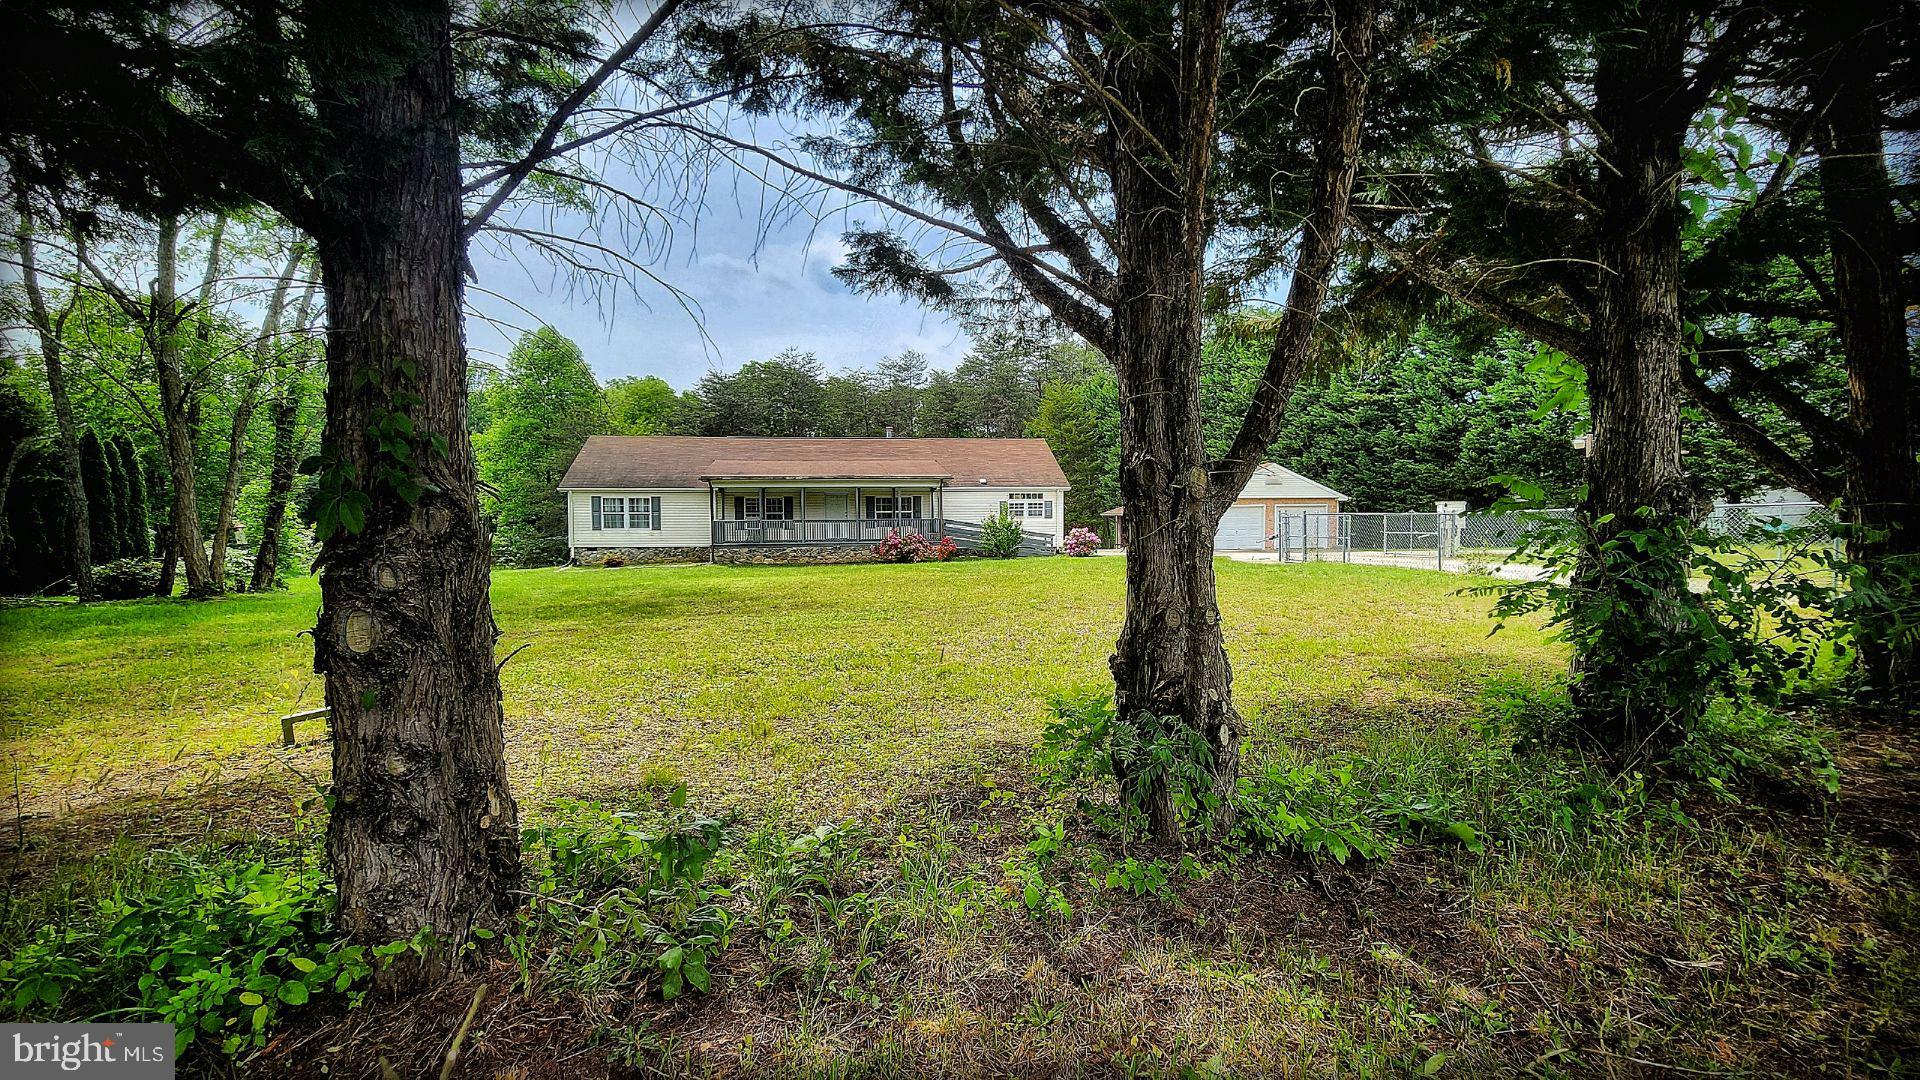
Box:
(0, 557, 1562, 835)
(4, 559, 1912, 1077)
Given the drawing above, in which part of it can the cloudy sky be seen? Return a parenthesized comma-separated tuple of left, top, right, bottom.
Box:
(463, 114, 976, 390)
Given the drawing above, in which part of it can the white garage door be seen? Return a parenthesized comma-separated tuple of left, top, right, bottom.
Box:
(1215, 505, 1266, 550)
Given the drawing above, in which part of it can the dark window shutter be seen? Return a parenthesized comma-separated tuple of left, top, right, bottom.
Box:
(652, 496, 663, 530)
(1043, 500, 1054, 519)
(591, 495, 602, 530)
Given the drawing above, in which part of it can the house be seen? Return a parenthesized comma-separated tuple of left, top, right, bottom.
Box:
(1101, 462, 1347, 552)
(558, 436, 1070, 564)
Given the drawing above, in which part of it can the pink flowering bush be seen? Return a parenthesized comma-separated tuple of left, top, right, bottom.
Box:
(872, 531, 957, 563)
(1062, 527, 1102, 557)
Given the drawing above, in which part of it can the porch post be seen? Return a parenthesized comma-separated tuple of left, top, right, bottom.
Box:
(892, 485, 900, 532)
(854, 486, 862, 537)
(799, 485, 808, 543)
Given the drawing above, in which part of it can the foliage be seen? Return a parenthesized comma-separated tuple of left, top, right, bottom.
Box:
(603, 375, 680, 436)
(1479, 507, 1838, 760)
(474, 327, 610, 566)
(870, 530, 955, 563)
(1061, 527, 1101, 557)
(1668, 700, 1840, 800)
(1034, 691, 1224, 836)
(0, 827, 374, 1058)
(90, 558, 161, 600)
(519, 791, 734, 1001)
(978, 511, 1026, 559)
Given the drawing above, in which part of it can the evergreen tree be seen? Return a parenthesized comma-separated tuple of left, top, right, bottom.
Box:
(78, 430, 118, 563)
(114, 435, 152, 558)
(104, 434, 132, 560)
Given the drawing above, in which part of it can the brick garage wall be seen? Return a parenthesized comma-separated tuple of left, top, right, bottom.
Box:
(574, 546, 708, 567)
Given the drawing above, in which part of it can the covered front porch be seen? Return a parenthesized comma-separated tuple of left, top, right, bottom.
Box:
(706, 480, 947, 546)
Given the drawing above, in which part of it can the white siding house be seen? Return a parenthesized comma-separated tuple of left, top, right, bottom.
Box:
(558, 436, 1070, 560)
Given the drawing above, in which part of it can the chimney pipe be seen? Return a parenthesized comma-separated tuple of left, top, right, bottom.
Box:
(884, 425, 895, 438)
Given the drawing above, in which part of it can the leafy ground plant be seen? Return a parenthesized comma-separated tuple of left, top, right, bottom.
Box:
(0, 821, 373, 1058)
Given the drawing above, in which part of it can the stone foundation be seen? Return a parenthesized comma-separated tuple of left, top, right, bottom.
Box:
(573, 546, 708, 567)
(713, 544, 884, 566)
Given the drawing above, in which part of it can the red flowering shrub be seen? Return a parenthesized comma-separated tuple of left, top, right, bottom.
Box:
(1062, 527, 1101, 557)
(872, 531, 958, 563)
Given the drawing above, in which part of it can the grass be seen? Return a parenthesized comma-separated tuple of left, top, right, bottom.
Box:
(0, 557, 1561, 837)
(2, 557, 1914, 1077)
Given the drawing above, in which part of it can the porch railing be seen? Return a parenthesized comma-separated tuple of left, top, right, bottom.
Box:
(712, 517, 942, 546)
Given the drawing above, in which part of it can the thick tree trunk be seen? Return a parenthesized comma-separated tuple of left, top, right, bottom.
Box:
(1104, 13, 1238, 845)
(1573, 9, 1701, 760)
(150, 216, 216, 597)
(11, 198, 95, 599)
(1812, 9, 1918, 708)
(211, 245, 305, 590)
(309, 0, 520, 987)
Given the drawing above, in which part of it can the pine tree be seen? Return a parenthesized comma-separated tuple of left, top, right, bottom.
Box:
(104, 434, 133, 561)
(114, 435, 152, 558)
(79, 430, 118, 564)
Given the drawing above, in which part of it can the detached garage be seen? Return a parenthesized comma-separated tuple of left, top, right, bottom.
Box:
(1103, 463, 1347, 552)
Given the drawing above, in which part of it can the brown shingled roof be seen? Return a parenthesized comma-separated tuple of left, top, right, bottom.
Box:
(558, 436, 1069, 490)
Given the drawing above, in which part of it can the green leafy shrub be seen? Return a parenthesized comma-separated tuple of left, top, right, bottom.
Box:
(90, 558, 161, 600)
(1035, 690, 1222, 835)
(1478, 506, 1837, 762)
(0, 829, 371, 1058)
(519, 790, 735, 1000)
(1669, 700, 1839, 799)
(1231, 762, 1393, 864)
(979, 511, 1026, 559)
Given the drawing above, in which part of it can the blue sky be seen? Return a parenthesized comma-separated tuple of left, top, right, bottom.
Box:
(464, 115, 976, 390)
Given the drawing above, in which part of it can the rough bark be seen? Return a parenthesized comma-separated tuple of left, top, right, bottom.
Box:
(1811, 7, 1918, 707)
(210, 244, 305, 589)
(11, 195, 95, 599)
(148, 217, 218, 597)
(308, 0, 520, 986)
(1574, 8, 1701, 758)
(1103, 1, 1239, 844)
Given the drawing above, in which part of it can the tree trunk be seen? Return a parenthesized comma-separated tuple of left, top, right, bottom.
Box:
(210, 244, 305, 589)
(252, 395, 304, 591)
(1812, 8, 1918, 708)
(308, 0, 520, 987)
(11, 196, 95, 599)
(150, 216, 217, 597)
(1103, 13, 1238, 845)
(1574, 9, 1700, 760)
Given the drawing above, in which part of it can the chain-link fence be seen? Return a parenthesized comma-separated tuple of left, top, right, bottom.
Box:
(1261, 502, 1838, 576)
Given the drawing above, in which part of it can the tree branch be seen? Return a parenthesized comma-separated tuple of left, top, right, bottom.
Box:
(1208, 0, 1376, 518)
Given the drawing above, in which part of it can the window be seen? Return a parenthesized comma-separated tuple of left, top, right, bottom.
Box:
(865, 495, 923, 520)
(593, 495, 660, 531)
(1007, 492, 1049, 519)
(739, 496, 793, 520)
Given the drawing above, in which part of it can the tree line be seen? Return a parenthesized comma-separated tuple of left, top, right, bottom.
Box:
(477, 314, 1787, 566)
(2, 211, 325, 598)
